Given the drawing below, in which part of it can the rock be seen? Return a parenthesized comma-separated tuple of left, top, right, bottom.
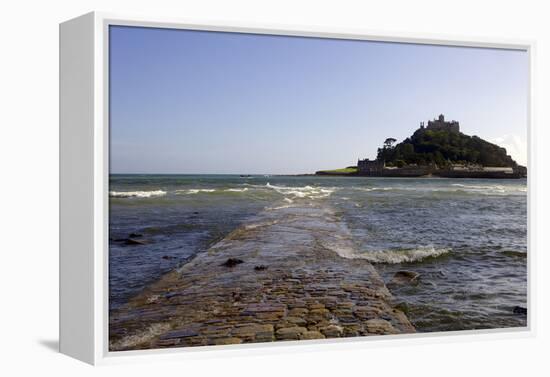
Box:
(124, 238, 148, 246)
(302, 331, 325, 340)
(202, 326, 231, 339)
(129, 232, 143, 238)
(388, 271, 420, 286)
(256, 311, 285, 321)
(393, 302, 410, 314)
(254, 265, 268, 271)
(211, 337, 243, 345)
(308, 303, 325, 310)
(255, 332, 275, 342)
(156, 339, 181, 347)
(231, 291, 242, 301)
(365, 319, 398, 334)
(353, 306, 381, 320)
(343, 326, 360, 337)
(146, 294, 160, 304)
(160, 328, 199, 340)
(319, 325, 343, 338)
(288, 308, 309, 317)
(183, 336, 207, 347)
(287, 302, 307, 309)
(309, 308, 330, 315)
(336, 302, 355, 309)
(308, 308, 331, 321)
(275, 326, 307, 340)
(285, 316, 307, 326)
(221, 258, 244, 267)
(513, 306, 527, 315)
(232, 324, 274, 340)
(162, 255, 174, 260)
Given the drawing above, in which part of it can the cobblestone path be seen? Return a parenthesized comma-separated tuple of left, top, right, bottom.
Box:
(109, 201, 415, 351)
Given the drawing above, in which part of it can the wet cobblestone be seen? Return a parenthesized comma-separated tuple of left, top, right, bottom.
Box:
(109, 202, 415, 351)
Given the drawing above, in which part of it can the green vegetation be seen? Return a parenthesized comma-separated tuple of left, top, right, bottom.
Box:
(377, 127, 517, 168)
(316, 167, 358, 175)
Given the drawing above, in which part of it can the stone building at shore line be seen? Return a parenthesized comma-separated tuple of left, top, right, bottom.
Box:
(357, 158, 385, 173)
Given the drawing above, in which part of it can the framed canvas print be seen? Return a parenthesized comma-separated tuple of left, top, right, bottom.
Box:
(59, 12, 534, 365)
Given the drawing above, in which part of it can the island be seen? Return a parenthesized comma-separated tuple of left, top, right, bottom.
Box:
(316, 114, 527, 178)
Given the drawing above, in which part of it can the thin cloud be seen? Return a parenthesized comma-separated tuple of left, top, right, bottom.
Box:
(492, 134, 527, 166)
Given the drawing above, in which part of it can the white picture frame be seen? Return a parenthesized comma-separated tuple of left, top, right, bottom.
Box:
(59, 11, 536, 365)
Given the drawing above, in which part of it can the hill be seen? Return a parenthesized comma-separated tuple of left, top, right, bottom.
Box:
(377, 126, 518, 168)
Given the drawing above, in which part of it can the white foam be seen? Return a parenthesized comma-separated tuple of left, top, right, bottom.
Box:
(450, 183, 526, 195)
(451, 183, 506, 193)
(363, 187, 394, 192)
(244, 219, 279, 229)
(355, 184, 525, 195)
(175, 189, 216, 195)
(109, 190, 166, 198)
(264, 182, 335, 200)
(356, 247, 452, 264)
(225, 188, 249, 192)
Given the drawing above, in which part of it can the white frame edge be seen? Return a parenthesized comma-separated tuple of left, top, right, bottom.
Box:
(59, 11, 536, 365)
(59, 12, 96, 364)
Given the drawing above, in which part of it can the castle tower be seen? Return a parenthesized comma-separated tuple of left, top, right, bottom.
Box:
(438, 114, 445, 122)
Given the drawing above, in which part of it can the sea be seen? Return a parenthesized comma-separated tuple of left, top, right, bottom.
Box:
(109, 174, 527, 332)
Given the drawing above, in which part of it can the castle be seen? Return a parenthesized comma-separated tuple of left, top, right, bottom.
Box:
(422, 114, 460, 133)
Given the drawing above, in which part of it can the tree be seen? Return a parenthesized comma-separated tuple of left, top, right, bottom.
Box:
(384, 138, 397, 148)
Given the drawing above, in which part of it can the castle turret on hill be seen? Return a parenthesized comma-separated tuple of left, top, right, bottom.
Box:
(423, 114, 460, 133)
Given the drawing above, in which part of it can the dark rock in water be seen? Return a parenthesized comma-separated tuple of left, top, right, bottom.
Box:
(254, 265, 268, 271)
(388, 270, 420, 287)
(221, 258, 244, 267)
(193, 211, 199, 215)
(162, 255, 174, 260)
(129, 232, 143, 238)
(124, 238, 148, 246)
(513, 306, 527, 315)
(232, 291, 242, 301)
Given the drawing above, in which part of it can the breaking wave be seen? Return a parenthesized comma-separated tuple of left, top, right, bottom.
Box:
(355, 184, 525, 195)
(265, 183, 335, 200)
(175, 188, 217, 194)
(174, 187, 250, 194)
(358, 247, 452, 264)
(109, 190, 166, 198)
(358, 187, 394, 192)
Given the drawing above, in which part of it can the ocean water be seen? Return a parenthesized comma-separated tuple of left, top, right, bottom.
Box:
(109, 174, 527, 332)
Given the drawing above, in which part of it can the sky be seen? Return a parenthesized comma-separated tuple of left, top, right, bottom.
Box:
(109, 26, 529, 174)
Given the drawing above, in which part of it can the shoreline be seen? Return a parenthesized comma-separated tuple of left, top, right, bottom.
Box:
(109, 200, 415, 351)
(313, 171, 526, 179)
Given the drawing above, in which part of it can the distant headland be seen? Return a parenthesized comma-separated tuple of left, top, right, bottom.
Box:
(316, 114, 527, 179)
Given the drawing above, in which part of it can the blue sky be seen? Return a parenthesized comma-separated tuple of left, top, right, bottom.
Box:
(109, 26, 528, 174)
